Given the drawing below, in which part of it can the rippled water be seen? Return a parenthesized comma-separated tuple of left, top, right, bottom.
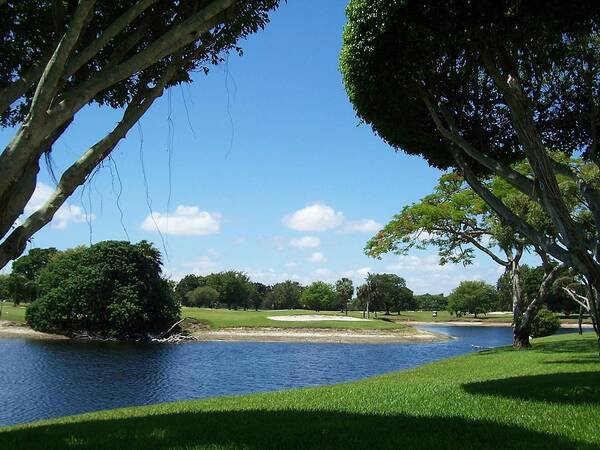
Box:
(0, 326, 569, 427)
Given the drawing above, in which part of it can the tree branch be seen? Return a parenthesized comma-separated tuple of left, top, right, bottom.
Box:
(0, 54, 180, 268)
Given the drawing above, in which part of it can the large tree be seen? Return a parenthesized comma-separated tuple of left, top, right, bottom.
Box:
(0, 0, 279, 268)
(341, 0, 600, 345)
(365, 170, 568, 347)
(26, 240, 178, 337)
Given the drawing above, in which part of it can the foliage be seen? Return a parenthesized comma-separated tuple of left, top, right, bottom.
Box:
(447, 281, 497, 318)
(11, 248, 59, 281)
(250, 282, 269, 311)
(415, 294, 447, 311)
(186, 286, 219, 308)
(301, 282, 337, 312)
(263, 281, 303, 310)
(366, 173, 520, 266)
(204, 271, 253, 310)
(496, 265, 577, 314)
(530, 309, 560, 338)
(175, 275, 203, 306)
(341, 0, 599, 169)
(358, 273, 415, 314)
(25, 241, 179, 337)
(7, 273, 37, 306)
(1, 334, 598, 449)
(334, 278, 354, 312)
(0, 274, 9, 300)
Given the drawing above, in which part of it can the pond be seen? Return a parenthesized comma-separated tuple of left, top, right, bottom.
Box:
(0, 326, 572, 427)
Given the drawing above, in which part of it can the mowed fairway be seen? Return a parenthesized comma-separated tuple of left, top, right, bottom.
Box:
(0, 333, 598, 449)
(182, 308, 406, 330)
(0, 304, 26, 323)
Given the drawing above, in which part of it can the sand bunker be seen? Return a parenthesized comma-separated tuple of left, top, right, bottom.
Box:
(267, 314, 370, 322)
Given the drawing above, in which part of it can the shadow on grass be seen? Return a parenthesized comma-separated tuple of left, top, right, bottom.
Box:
(0, 409, 594, 450)
(463, 371, 600, 405)
(533, 337, 597, 354)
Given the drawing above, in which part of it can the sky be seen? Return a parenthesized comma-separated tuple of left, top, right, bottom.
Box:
(0, 0, 531, 294)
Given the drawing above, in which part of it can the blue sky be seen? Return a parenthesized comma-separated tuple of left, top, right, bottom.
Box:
(0, 0, 526, 294)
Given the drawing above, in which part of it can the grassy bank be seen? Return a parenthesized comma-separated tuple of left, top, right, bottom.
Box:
(182, 308, 406, 330)
(0, 304, 26, 322)
(1, 333, 598, 449)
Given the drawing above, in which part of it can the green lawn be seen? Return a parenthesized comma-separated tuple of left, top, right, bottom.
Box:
(1, 333, 598, 449)
(182, 307, 407, 330)
(0, 303, 26, 322)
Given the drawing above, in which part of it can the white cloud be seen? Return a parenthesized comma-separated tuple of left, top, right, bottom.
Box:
(307, 252, 327, 263)
(284, 261, 298, 269)
(24, 182, 94, 229)
(384, 254, 485, 295)
(245, 268, 302, 284)
(289, 236, 321, 249)
(141, 205, 221, 236)
(282, 203, 345, 232)
(283, 202, 381, 235)
(356, 267, 371, 277)
(314, 268, 331, 278)
(180, 254, 221, 276)
(343, 219, 382, 233)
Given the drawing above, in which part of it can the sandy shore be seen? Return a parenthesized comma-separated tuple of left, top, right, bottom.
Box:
(191, 327, 446, 344)
(407, 320, 593, 329)
(0, 321, 68, 340)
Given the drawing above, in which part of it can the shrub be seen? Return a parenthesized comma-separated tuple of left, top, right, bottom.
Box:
(531, 308, 560, 338)
(26, 241, 179, 338)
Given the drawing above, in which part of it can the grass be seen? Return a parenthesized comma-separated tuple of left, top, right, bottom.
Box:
(182, 308, 407, 330)
(0, 303, 26, 322)
(0, 333, 598, 449)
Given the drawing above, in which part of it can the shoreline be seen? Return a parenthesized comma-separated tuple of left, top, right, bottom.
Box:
(0, 320, 445, 344)
(407, 320, 593, 329)
(0, 321, 68, 340)
(191, 327, 447, 344)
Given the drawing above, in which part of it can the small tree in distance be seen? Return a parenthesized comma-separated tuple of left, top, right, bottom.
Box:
(447, 281, 497, 319)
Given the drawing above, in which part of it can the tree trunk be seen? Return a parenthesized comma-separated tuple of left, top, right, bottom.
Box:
(513, 326, 531, 348)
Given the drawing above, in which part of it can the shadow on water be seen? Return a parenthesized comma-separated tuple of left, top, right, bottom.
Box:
(0, 409, 594, 450)
(463, 371, 600, 405)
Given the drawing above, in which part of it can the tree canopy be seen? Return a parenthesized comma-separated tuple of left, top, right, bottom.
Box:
(447, 281, 497, 318)
(0, 0, 280, 268)
(26, 240, 178, 337)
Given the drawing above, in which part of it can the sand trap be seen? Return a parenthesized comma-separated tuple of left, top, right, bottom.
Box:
(267, 314, 371, 322)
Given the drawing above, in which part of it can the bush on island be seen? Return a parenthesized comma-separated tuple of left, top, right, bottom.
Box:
(26, 241, 179, 338)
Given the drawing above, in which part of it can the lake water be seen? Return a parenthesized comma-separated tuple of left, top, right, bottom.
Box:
(0, 326, 570, 427)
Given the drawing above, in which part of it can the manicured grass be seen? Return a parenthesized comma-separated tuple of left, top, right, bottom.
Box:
(0, 303, 26, 322)
(1, 333, 598, 449)
(392, 309, 514, 322)
(182, 307, 407, 330)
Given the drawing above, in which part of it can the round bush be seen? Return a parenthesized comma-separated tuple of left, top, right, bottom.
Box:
(26, 241, 179, 338)
(531, 308, 560, 338)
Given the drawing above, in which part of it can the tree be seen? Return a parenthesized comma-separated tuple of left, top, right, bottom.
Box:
(0, 0, 280, 269)
(301, 281, 336, 312)
(186, 285, 219, 308)
(175, 275, 203, 306)
(263, 281, 302, 310)
(206, 271, 253, 310)
(369, 273, 414, 315)
(26, 240, 178, 337)
(447, 281, 497, 318)
(415, 294, 447, 311)
(341, 0, 600, 346)
(335, 277, 354, 315)
(0, 274, 9, 300)
(11, 247, 59, 281)
(250, 282, 269, 311)
(7, 273, 37, 305)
